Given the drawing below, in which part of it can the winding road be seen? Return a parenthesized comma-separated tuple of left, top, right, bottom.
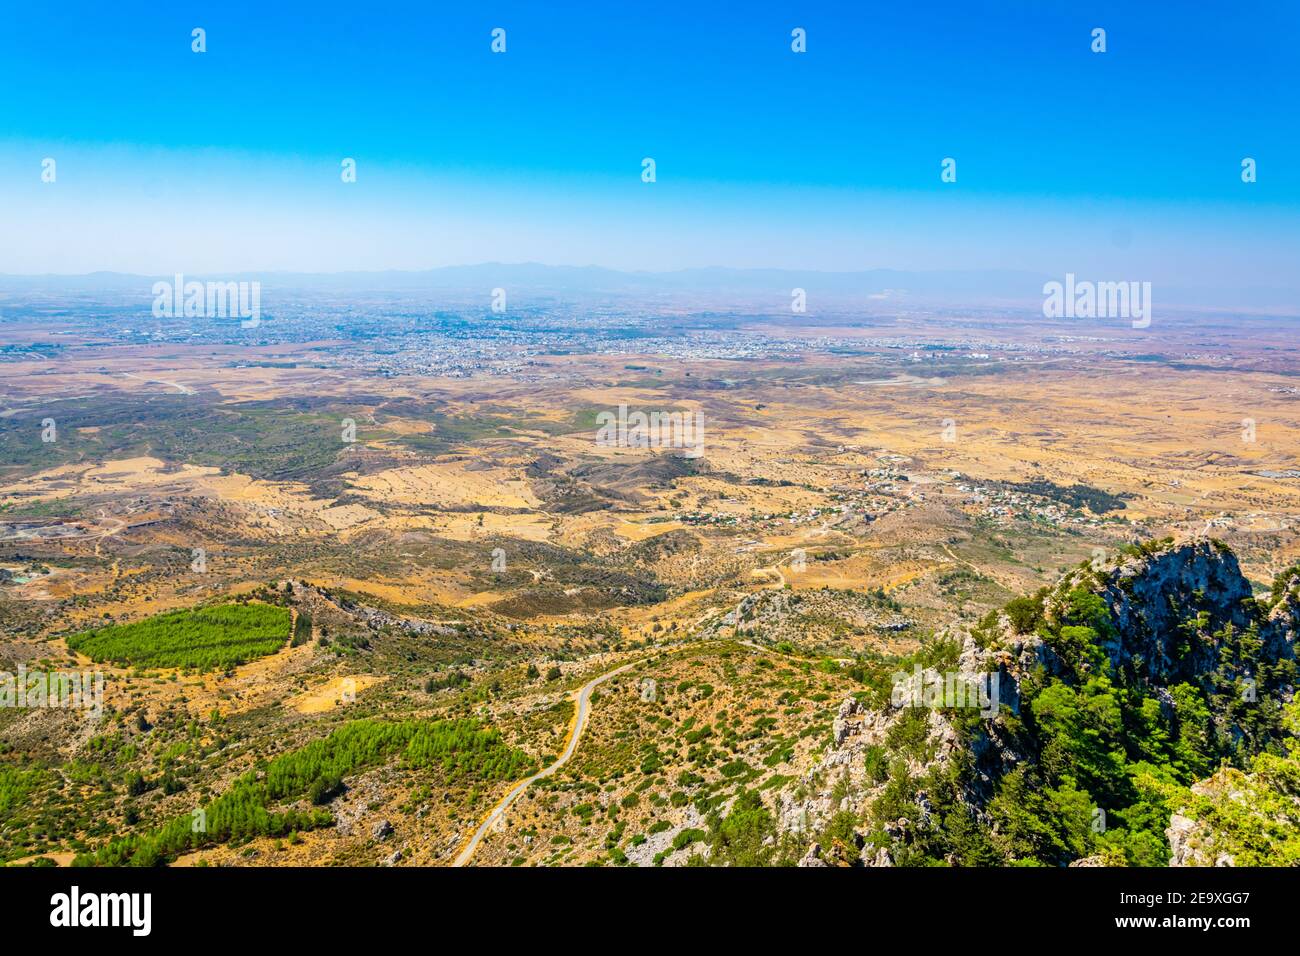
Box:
(449, 553, 807, 867)
(121, 371, 195, 395)
(452, 658, 640, 867)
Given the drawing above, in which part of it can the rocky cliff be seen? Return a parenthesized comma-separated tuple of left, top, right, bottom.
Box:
(778, 537, 1299, 866)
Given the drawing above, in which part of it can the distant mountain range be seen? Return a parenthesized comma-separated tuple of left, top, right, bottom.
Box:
(1, 265, 1295, 313)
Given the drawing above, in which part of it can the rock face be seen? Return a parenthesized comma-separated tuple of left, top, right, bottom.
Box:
(622, 806, 707, 868)
(1030, 539, 1297, 738)
(1095, 540, 1291, 684)
(1265, 567, 1300, 662)
(779, 667, 1021, 865)
(777, 537, 1299, 867)
(1165, 751, 1300, 867)
(1166, 812, 1205, 867)
(779, 698, 891, 836)
(1167, 795, 1241, 868)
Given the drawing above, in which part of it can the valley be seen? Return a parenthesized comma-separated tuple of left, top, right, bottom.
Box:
(2, 297, 1298, 868)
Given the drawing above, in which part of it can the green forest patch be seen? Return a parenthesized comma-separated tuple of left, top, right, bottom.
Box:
(66, 603, 291, 671)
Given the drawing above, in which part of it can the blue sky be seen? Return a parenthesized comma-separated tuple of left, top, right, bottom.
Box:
(0, 0, 1296, 294)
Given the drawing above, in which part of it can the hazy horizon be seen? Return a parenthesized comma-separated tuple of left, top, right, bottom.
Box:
(2, 262, 1296, 314)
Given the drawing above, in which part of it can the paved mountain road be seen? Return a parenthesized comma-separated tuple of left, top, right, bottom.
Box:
(452, 658, 639, 867)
